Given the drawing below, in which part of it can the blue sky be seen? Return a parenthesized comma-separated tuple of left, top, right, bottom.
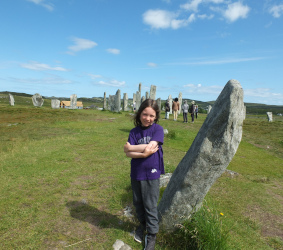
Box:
(0, 0, 283, 105)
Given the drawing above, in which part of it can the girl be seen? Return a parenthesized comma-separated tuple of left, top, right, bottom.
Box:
(124, 99, 164, 250)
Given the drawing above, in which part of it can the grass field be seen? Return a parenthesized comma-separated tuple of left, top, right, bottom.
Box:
(0, 97, 282, 249)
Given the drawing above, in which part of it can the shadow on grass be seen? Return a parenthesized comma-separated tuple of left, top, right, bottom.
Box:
(66, 201, 135, 233)
(119, 128, 131, 133)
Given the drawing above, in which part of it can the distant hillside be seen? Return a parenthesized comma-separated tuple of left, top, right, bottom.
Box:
(1, 91, 282, 114)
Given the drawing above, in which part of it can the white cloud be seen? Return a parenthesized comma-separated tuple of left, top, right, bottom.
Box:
(147, 62, 157, 67)
(166, 57, 264, 66)
(8, 75, 72, 84)
(20, 61, 68, 71)
(183, 83, 223, 95)
(198, 14, 214, 19)
(26, 0, 54, 11)
(180, 0, 203, 12)
(106, 48, 120, 55)
(67, 37, 97, 55)
(97, 80, 126, 87)
(269, 4, 283, 18)
(223, 2, 250, 22)
(88, 74, 102, 79)
(143, 9, 195, 29)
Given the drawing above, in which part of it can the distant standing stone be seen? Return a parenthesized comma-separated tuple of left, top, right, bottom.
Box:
(158, 79, 245, 231)
(267, 112, 273, 122)
(207, 105, 212, 114)
(51, 99, 60, 109)
(70, 94, 77, 109)
(9, 94, 15, 106)
(149, 85, 156, 100)
(103, 92, 107, 110)
(32, 93, 44, 107)
(178, 92, 182, 114)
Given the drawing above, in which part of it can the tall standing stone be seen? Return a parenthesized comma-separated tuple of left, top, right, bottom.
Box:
(158, 79, 244, 231)
(51, 99, 60, 109)
(123, 93, 128, 111)
(146, 91, 149, 99)
(168, 95, 173, 114)
(136, 91, 141, 111)
(108, 95, 115, 111)
(70, 94, 77, 109)
(157, 98, 161, 111)
(141, 96, 145, 102)
(149, 85, 156, 100)
(103, 92, 107, 110)
(139, 83, 142, 93)
(178, 92, 182, 114)
(32, 93, 44, 107)
(114, 89, 121, 112)
(267, 112, 273, 122)
(9, 94, 15, 106)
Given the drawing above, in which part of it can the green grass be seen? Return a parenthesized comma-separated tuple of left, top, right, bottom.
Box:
(0, 105, 282, 249)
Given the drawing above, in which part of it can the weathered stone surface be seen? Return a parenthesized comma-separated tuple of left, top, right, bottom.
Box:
(149, 85, 156, 100)
(139, 82, 142, 93)
(123, 93, 128, 111)
(146, 91, 149, 99)
(207, 105, 212, 114)
(141, 96, 145, 102)
(32, 93, 44, 107)
(51, 99, 60, 109)
(103, 92, 107, 110)
(133, 93, 136, 104)
(9, 94, 15, 106)
(136, 91, 141, 111)
(178, 92, 182, 114)
(267, 112, 273, 122)
(158, 79, 244, 231)
(70, 94, 77, 109)
(157, 98, 161, 111)
(112, 239, 132, 250)
(108, 95, 114, 111)
(115, 89, 121, 112)
(160, 173, 172, 188)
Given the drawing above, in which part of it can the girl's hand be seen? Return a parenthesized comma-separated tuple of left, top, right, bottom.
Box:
(124, 142, 131, 153)
(143, 143, 159, 158)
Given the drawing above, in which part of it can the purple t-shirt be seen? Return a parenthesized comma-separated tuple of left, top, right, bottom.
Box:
(128, 123, 164, 181)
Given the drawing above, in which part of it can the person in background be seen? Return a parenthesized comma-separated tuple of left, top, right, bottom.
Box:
(189, 101, 196, 123)
(195, 105, 198, 119)
(182, 100, 189, 123)
(165, 99, 170, 119)
(124, 99, 164, 250)
(172, 97, 180, 121)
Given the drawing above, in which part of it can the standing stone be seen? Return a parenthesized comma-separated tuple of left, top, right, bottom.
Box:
(141, 96, 146, 102)
(108, 95, 115, 111)
(9, 94, 15, 106)
(157, 98, 161, 111)
(158, 79, 244, 231)
(103, 92, 107, 110)
(178, 92, 182, 114)
(136, 91, 141, 111)
(32, 93, 44, 107)
(70, 94, 77, 109)
(51, 99, 60, 109)
(168, 95, 173, 114)
(149, 85, 156, 100)
(139, 83, 142, 93)
(243, 106, 246, 120)
(114, 89, 121, 112)
(267, 112, 273, 122)
(123, 93, 128, 111)
(133, 93, 136, 104)
(146, 91, 149, 99)
(207, 105, 212, 114)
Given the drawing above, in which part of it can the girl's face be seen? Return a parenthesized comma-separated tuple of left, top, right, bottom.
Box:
(140, 107, 156, 127)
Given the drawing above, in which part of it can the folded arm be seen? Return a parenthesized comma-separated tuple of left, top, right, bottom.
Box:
(124, 141, 159, 158)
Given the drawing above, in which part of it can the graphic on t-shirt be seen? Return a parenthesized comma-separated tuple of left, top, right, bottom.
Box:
(138, 136, 152, 144)
(151, 169, 157, 173)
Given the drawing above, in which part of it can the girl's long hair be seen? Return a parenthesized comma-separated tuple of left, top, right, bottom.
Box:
(134, 99, 160, 127)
